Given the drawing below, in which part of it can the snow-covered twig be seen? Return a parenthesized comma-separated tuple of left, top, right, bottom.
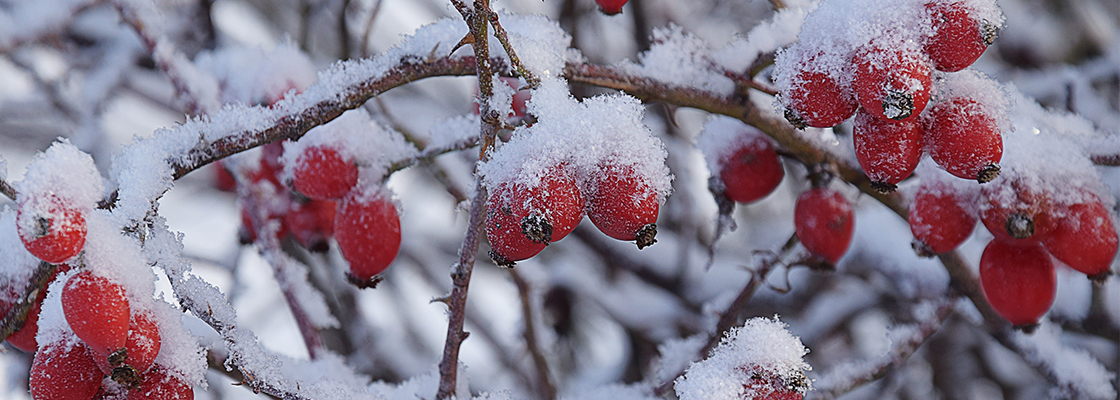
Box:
(0, 261, 55, 342)
(110, 0, 220, 115)
(478, 4, 540, 87)
(0, 177, 16, 201)
(809, 298, 956, 400)
(1090, 153, 1119, 166)
(510, 268, 558, 400)
(436, 1, 503, 398)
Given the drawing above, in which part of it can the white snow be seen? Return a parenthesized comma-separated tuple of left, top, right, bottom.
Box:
(674, 317, 810, 400)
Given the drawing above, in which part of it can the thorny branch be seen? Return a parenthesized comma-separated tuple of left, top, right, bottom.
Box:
(436, 0, 502, 398)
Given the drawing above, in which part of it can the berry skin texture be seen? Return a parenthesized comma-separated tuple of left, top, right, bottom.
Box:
(719, 135, 785, 204)
(95, 311, 161, 376)
(18, 194, 87, 264)
(1042, 201, 1118, 279)
(335, 192, 401, 283)
(794, 188, 855, 264)
(30, 340, 103, 400)
(979, 240, 1057, 327)
(852, 44, 932, 122)
(127, 366, 194, 400)
(924, 97, 1003, 182)
(293, 146, 359, 201)
(62, 270, 131, 356)
(586, 164, 660, 249)
(909, 182, 977, 255)
(740, 367, 806, 400)
(596, 0, 628, 15)
(782, 60, 858, 129)
(925, 1, 995, 72)
(853, 109, 923, 193)
(486, 166, 585, 266)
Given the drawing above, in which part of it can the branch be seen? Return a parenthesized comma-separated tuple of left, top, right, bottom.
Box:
(808, 298, 956, 400)
(0, 176, 16, 202)
(510, 269, 557, 400)
(436, 1, 503, 398)
(0, 262, 55, 342)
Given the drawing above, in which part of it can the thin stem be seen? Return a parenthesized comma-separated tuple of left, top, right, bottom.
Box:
(510, 269, 558, 400)
(480, 6, 539, 87)
(808, 298, 956, 400)
(436, 1, 502, 397)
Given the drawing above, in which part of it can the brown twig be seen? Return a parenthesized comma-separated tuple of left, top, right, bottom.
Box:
(0, 262, 56, 343)
(479, 6, 539, 87)
(808, 298, 956, 400)
(510, 269, 558, 400)
(436, 1, 503, 398)
(0, 176, 16, 201)
(1090, 153, 1120, 166)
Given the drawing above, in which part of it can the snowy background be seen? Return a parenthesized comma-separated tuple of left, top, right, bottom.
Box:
(0, 0, 1117, 399)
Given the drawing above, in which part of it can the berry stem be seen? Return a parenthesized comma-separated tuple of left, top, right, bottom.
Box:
(0, 261, 55, 342)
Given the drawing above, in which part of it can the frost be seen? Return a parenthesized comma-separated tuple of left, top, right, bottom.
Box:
(653, 334, 707, 384)
(478, 78, 672, 202)
(15, 140, 104, 211)
(696, 116, 775, 179)
(0, 210, 42, 300)
(710, 6, 811, 74)
(623, 25, 733, 95)
(1012, 323, 1117, 400)
(674, 317, 811, 400)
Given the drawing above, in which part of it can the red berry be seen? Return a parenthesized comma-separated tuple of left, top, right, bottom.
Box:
(924, 97, 1003, 182)
(474, 77, 531, 119)
(62, 270, 131, 356)
(251, 142, 286, 187)
(980, 176, 1056, 243)
(852, 109, 923, 193)
(596, 0, 628, 15)
(740, 366, 806, 400)
(30, 339, 103, 400)
(127, 365, 193, 400)
(486, 165, 584, 265)
(925, 0, 995, 72)
(95, 310, 161, 375)
(979, 240, 1056, 327)
(586, 163, 660, 249)
(852, 44, 932, 122)
(285, 199, 337, 252)
(719, 134, 785, 203)
(292, 146, 359, 200)
(1042, 201, 1118, 278)
(18, 194, 87, 264)
(335, 192, 401, 282)
(5, 263, 73, 352)
(794, 188, 854, 264)
(909, 181, 977, 254)
(212, 160, 237, 192)
(781, 54, 858, 128)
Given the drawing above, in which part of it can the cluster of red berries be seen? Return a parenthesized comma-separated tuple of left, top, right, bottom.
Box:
(909, 164, 1118, 328)
(778, 0, 1004, 191)
(595, 0, 629, 15)
(977, 172, 1117, 328)
(486, 160, 662, 266)
(2, 262, 190, 400)
(230, 137, 401, 287)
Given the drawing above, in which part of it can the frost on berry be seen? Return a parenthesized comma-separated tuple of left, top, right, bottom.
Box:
(794, 188, 855, 264)
(1042, 201, 1118, 280)
(979, 240, 1056, 328)
(675, 317, 810, 400)
(924, 0, 1002, 72)
(485, 164, 584, 266)
(852, 109, 923, 193)
(128, 365, 194, 400)
(922, 70, 1010, 183)
(586, 162, 661, 249)
(698, 117, 785, 203)
(284, 199, 337, 253)
(94, 310, 162, 381)
(15, 141, 103, 264)
(62, 270, 131, 356)
(30, 338, 103, 400)
(774, 45, 857, 129)
(909, 168, 979, 255)
(852, 41, 932, 122)
(292, 146, 358, 200)
(479, 79, 670, 250)
(335, 190, 401, 285)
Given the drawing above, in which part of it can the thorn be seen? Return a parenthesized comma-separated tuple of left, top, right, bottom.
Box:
(450, 32, 475, 56)
(431, 295, 452, 306)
